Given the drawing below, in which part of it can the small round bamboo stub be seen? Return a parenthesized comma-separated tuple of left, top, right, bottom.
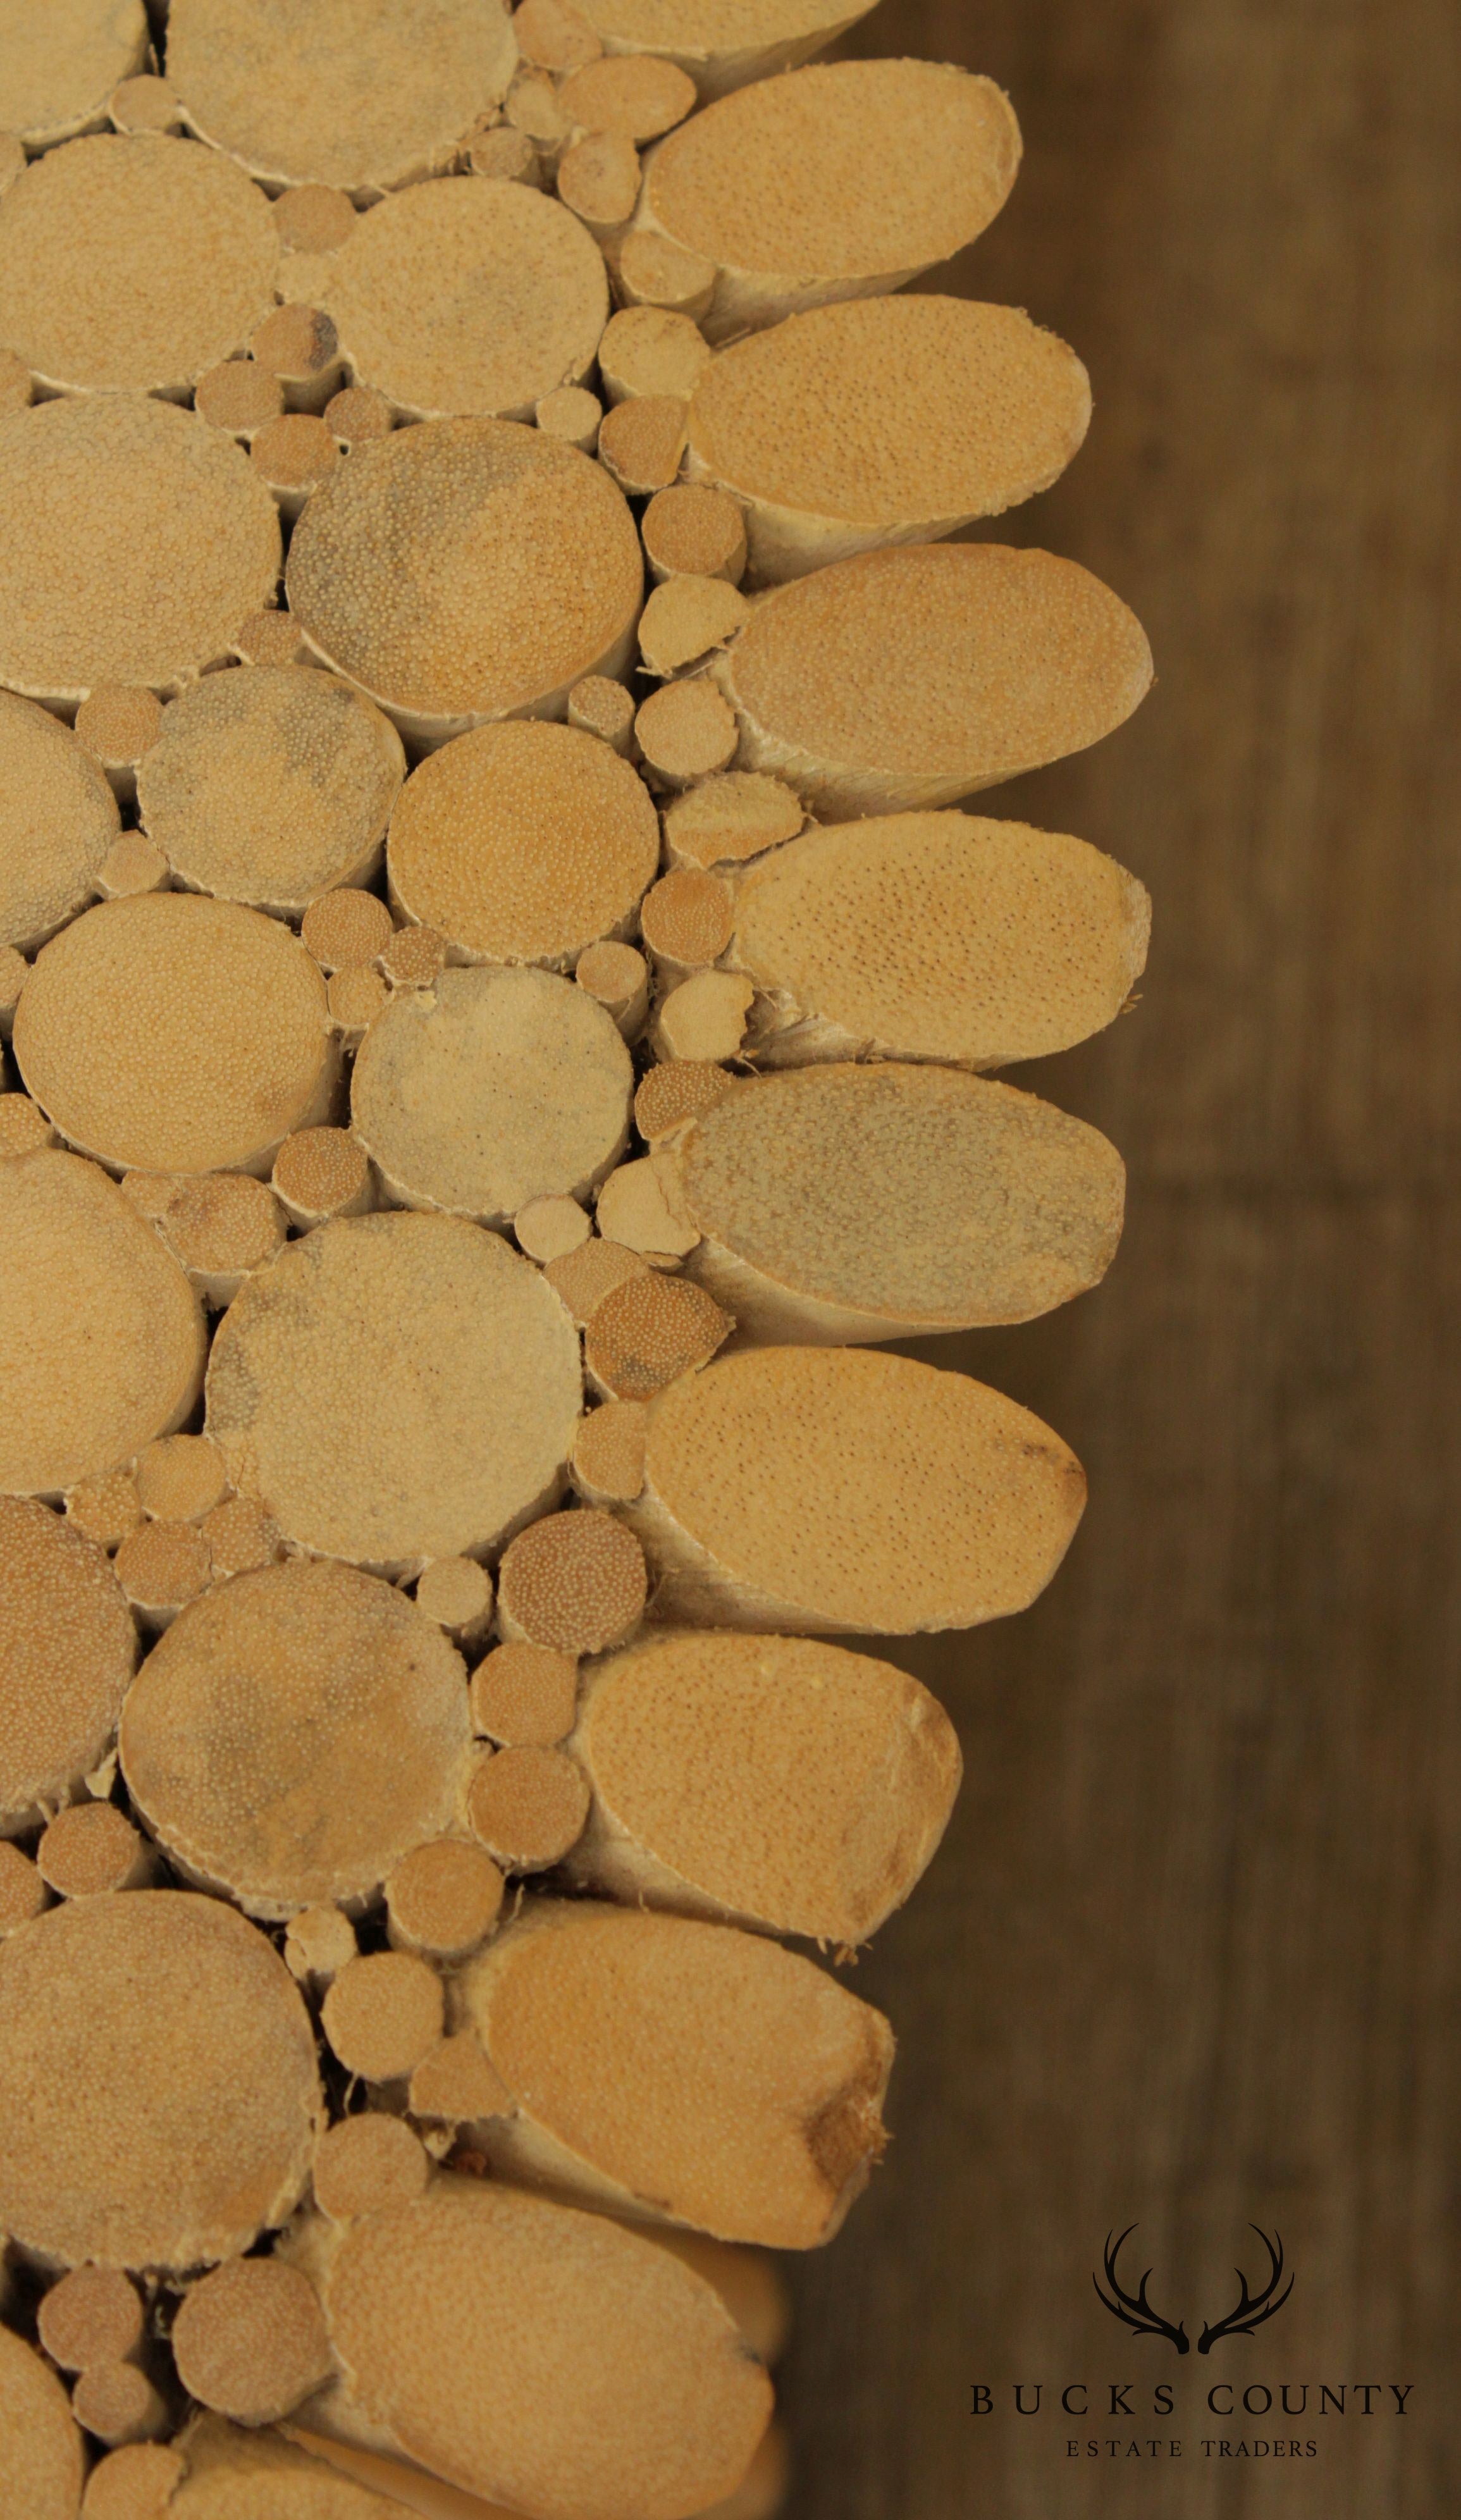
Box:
(497, 1508, 648, 1653)
(469, 1643, 579, 1747)
(467, 1745, 591, 1871)
(323, 1950, 445, 2084)
(313, 2111, 429, 2223)
(171, 2258, 332, 2426)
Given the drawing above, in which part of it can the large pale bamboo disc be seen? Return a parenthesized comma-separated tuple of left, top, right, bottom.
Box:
(0, 1497, 137, 1830)
(459, 1899, 893, 2245)
(351, 967, 633, 1225)
(164, 0, 518, 199)
(0, 397, 281, 706)
(0, 688, 119, 954)
(727, 812, 1152, 1068)
(624, 1345, 1086, 1632)
(323, 181, 608, 423)
(0, 2325, 83, 2520)
(0, 1889, 321, 2271)
(170, 2421, 404, 2518)
(660, 1063, 1126, 1342)
(0, 0, 148, 149)
(686, 296, 1091, 580)
(285, 419, 643, 746)
(639, 60, 1021, 338)
(0, 1152, 205, 1498)
(308, 2177, 772, 2520)
(715, 543, 1155, 818)
(206, 1213, 582, 1572)
(567, 1628, 961, 1940)
(0, 136, 278, 397)
(14, 895, 334, 1175)
(136, 667, 405, 916)
(579, 0, 878, 100)
(386, 721, 658, 969)
(120, 1560, 473, 1920)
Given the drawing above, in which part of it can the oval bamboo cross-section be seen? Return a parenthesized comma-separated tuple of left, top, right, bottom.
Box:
(0, 688, 119, 955)
(0, 1497, 136, 1832)
(206, 1212, 581, 1574)
(567, 1628, 961, 1941)
(459, 1899, 893, 2246)
(686, 295, 1090, 581)
(3, 0, 148, 149)
(0, 1152, 206, 1499)
(386, 720, 658, 969)
(727, 811, 1152, 1069)
(0, 397, 282, 708)
(285, 417, 643, 748)
(579, 0, 876, 99)
(351, 967, 633, 1226)
(0, 1890, 321, 2272)
(15, 895, 335, 1177)
(324, 181, 608, 422)
(623, 1345, 1085, 1632)
(0, 2325, 83, 2520)
(0, 135, 278, 398)
(716, 542, 1154, 817)
(307, 2177, 772, 2520)
(661, 1063, 1126, 1343)
(639, 60, 1020, 338)
(167, 2420, 405, 2516)
(120, 1560, 474, 1920)
(165, 0, 517, 198)
(137, 667, 405, 917)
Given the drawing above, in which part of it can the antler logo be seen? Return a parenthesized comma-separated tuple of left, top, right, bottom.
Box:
(1094, 2226, 1294, 2356)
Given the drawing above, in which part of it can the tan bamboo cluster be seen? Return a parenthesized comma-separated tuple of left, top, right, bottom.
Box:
(0, 2, 1152, 2515)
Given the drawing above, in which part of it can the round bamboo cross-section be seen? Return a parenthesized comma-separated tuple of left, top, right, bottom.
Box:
(324, 180, 608, 421)
(0, 1498, 135, 1833)
(137, 667, 405, 917)
(0, 2325, 83, 2520)
(623, 1344, 1087, 1633)
(0, 136, 278, 397)
(727, 811, 1152, 1069)
(285, 418, 643, 748)
(0, 689, 119, 955)
(15, 895, 334, 1177)
(313, 2177, 772, 2520)
(0, 1889, 321, 2271)
(172, 2259, 333, 2426)
(567, 1629, 960, 1941)
(639, 59, 1020, 338)
(351, 967, 632, 1225)
(460, 1899, 893, 2246)
(206, 1212, 582, 1573)
(715, 543, 1154, 818)
(686, 296, 1091, 580)
(386, 720, 658, 969)
(165, 0, 518, 198)
(577, 0, 877, 99)
(0, 1152, 205, 1498)
(2, 0, 148, 148)
(0, 397, 281, 707)
(120, 1559, 474, 1920)
(662, 1063, 1126, 1343)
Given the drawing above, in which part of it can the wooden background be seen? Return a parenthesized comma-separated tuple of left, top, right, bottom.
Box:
(779, 1, 1461, 2513)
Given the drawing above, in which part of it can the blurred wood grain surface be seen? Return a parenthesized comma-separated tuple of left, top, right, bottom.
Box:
(781, 3, 1461, 2513)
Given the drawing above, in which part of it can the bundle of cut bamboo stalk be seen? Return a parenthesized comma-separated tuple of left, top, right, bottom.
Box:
(0, 2, 1151, 2512)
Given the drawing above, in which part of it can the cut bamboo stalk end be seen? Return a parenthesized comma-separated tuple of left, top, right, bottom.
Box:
(82, 2443, 187, 2520)
(73, 686, 164, 810)
(94, 836, 171, 905)
(496, 1507, 648, 1652)
(639, 576, 749, 677)
(584, 1268, 733, 1399)
(0, 1152, 206, 1500)
(634, 1059, 736, 1139)
(557, 129, 641, 244)
(597, 1151, 703, 1256)
(113, 1517, 214, 1630)
(387, 719, 657, 970)
(516, 0, 603, 73)
(635, 678, 740, 788)
(37, 1802, 155, 1898)
(285, 1905, 359, 1994)
(172, 2258, 333, 2426)
(120, 1559, 474, 1918)
(386, 1838, 505, 1963)
(0, 1090, 54, 1158)
(1, 688, 120, 956)
(137, 665, 405, 918)
(38, 2264, 145, 2373)
(505, 68, 573, 164)
(469, 1643, 579, 1746)
(515, 1194, 592, 1264)
(296, 2175, 773, 2518)
(541, 1227, 653, 1325)
(352, 967, 633, 1226)
(108, 76, 183, 135)
(65, 1473, 145, 1556)
(662, 770, 802, 868)
(652, 969, 753, 1063)
(576, 939, 650, 1038)
(324, 384, 395, 450)
(200, 1494, 282, 1580)
(273, 1127, 376, 1230)
(0, 1494, 137, 1830)
(251, 412, 339, 518)
(469, 125, 543, 185)
(0, 2322, 85, 2519)
(328, 969, 389, 1044)
(250, 304, 343, 414)
(274, 185, 357, 256)
(536, 384, 603, 452)
(0, 1841, 48, 1934)
(562, 54, 698, 141)
(0, 1890, 321, 2271)
(0, 135, 279, 397)
(301, 891, 395, 973)
(458, 1898, 892, 2244)
(576, 0, 877, 99)
(466, 1744, 591, 1870)
(408, 2032, 513, 2128)
(133, 1435, 230, 1524)
(725, 810, 1152, 1068)
(567, 672, 637, 752)
(599, 307, 710, 410)
(414, 1557, 496, 1646)
(378, 925, 448, 991)
(71, 2361, 169, 2449)
(313, 2112, 429, 2223)
(641, 867, 736, 967)
(615, 228, 717, 322)
(5, 0, 149, 149)
(624, 1345, 1087, 1633)
(285, 419, 643, 750)
(180, 2420, 434, 2516)
(323, 1950, 445, 2084)
(572, 1400, 649, 1504)
(598, 392, 687, 495)
(231, 610, 311, 669)
(714, 542, 1156, 817)
(126, 1171, 288, 1308)
(166, 0, 517, 197)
